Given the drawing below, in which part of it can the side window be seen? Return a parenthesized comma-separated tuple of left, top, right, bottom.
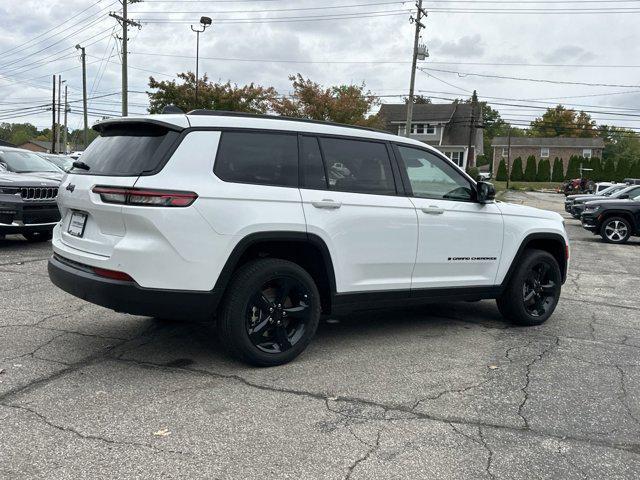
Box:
(300, 135, 327, 190)
(396, 145, 474, 201)
(319, 137, 396, 195)
(214, 131, 298, 187)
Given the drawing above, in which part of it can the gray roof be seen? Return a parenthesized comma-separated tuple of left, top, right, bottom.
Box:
(491, 137, 605, 148)
(378, 103, 458, 123)
(378, 103, 480, 147)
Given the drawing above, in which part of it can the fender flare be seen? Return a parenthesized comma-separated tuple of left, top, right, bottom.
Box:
(501, 232, 568, 286)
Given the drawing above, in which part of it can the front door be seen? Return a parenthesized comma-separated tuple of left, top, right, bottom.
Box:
(394, 144, 503, 289)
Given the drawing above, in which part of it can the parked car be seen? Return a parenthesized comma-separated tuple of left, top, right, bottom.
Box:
(38, 153, 74, 172)
(48, 111, 569, 366)
(564, 184, 629, 218)
(0, 147, 64, 182)
(594, 182, 616, 194)
(581, 192, 640, 244)
(623, 178, 640, 185)
(0, 167, 61, 241)
(478, 172, 492, 181)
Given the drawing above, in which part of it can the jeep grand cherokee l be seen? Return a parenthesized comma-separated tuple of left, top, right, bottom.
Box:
(48, 112, 569, 366)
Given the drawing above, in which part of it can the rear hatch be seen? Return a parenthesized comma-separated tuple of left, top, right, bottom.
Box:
(57, 120, 183, 257)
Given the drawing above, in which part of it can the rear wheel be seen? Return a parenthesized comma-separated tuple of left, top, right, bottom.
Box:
(217, 258, 321, 367)
(600, 217, 631, 244)
(497, 249, 561, 326)
(23, 231, 52, 242)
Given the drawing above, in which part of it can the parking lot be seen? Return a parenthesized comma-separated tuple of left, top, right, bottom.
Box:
(1, 191, 639, 479)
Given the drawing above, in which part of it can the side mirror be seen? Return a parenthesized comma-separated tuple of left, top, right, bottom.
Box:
(476, 181, 496, 203)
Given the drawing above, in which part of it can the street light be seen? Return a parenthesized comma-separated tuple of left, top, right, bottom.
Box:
(191, 16, 212, 107)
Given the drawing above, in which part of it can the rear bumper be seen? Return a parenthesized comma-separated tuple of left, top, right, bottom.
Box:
(48, 254, 218, 320)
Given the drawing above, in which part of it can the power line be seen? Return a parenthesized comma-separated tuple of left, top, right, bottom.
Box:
(417, 66, 640, 89)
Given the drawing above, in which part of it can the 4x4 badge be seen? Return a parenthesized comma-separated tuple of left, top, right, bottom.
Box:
(66, 184, 75, 192)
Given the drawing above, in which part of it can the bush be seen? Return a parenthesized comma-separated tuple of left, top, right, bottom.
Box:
(523, 155, 537, 181)
(536, 159, 551, 182)
(552, 157, 564, 182)
(629, 161, 640, 179)
(510, 157, 523, 181)
(466, 166, 480, 181)
(565, 155, 580, 179)
(496, 159, 508, 181)
(615, 157, 632, 182)
(476, 155, 489, 167)
(602, 158, 616, 181)
(590, 157, 602, 181)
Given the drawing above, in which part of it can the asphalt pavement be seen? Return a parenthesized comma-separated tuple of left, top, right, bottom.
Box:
(1, 191, 640, 479)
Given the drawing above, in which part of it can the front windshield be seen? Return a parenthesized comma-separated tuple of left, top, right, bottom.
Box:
(612, 185, 637, 198)
(599, 185, 619, 195)
(41, 154, 74, 171)
(0, 150, 62, 173)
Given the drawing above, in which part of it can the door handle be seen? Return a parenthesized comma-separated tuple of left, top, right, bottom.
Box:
(312, 199, 342, 209)
(421, 206, 444, 215)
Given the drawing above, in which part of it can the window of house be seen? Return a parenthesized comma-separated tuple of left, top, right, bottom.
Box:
(450, 151, 464, 167)
(396, 146, 473, 201)
(319, 137, 396, 195)
(410, 123, 435, 135)
(583, 149, 592, 159)
(214, 131, 298, 187)
(426, 124, 435, 134)
(541, 147, 550, 158)
(413, 124, 425, 134)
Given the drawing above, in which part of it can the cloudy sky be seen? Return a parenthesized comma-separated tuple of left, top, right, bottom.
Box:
(1, 0, 640, 133)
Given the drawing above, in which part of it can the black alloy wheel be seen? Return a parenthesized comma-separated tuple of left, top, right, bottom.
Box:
(521, 261, 559, 318)
(246, 276, 312, 354)
(217, 258, 321, 367)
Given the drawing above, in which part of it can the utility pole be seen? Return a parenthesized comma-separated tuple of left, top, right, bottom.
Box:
(506, 126, 512, 190)
(51, 75, 56, 154)
(405, 0, 427, 138)
(110, 1, 142, 117)
(75, 45, 89, 148)
(466, 90, 478, 169)
(62, 85, 68, 154)
(56, 77, 63, 153)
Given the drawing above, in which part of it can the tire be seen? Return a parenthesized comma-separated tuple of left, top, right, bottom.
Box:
(217, 258, 321, 367)
(599, 216, 632, 244)
(496, 249, 562, 326)
(23, 231, 52, 242)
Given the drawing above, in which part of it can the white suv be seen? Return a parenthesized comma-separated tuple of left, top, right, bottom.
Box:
(48, 112, 569, 366)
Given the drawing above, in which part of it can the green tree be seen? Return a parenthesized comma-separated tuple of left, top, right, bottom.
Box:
(523, 155, 537, 181)
(615, 157, 633, 182)
(0, 122, 39, 145)
(496, 159, 508, 181)
(529, 105, 597, 138)
(589, 157, 602, 181)
(552, 157, 564, 182)
(536, 159, 551, 182)
(466, 166, 480, 181)
(565, 156, 581, 179)
(510, 157, 523, 181)
(629, 161, 640, 179)
(147, 72, 280, 114)
(602, 158, 616, 180)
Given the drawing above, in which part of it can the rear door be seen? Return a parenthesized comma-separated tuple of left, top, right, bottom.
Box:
(57, 122, 181, 257)
(394, 144, 503, 289)
(299, 135, 417, 293)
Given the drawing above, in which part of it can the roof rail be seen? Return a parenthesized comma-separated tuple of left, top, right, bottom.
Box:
(185, 109, 386, 134)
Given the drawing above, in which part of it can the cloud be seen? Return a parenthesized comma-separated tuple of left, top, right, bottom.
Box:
(539, 45, 596, 64)
(429, 34, 485, 59)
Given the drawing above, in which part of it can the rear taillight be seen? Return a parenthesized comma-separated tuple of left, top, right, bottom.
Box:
(92, 186, 197, 207)
(93, 267, 134, 282)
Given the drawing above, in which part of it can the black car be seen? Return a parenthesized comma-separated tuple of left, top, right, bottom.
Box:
(564, 184, 627, 218)
(567, 184, 640, 219)
(581, 193, 640, 244)
(0, 170, 61, 241)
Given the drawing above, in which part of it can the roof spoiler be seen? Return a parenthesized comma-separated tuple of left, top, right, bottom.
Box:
(93, 117, 185, 133)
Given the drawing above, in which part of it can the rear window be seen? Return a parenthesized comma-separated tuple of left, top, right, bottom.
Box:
(214, 131, 298, 187)
(75, 123, 179, 176)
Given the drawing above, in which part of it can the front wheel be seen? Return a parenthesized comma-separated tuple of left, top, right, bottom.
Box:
(600, 217, 631, 244)
(497, 249, 562, 326)
(217, 258, 321, 367)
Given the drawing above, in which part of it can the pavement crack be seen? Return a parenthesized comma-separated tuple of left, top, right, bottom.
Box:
(615, 365, 640, 428)
(0, 403, 192, 456)
(343, 427, 383, 480)
(478, 427, 497, 480)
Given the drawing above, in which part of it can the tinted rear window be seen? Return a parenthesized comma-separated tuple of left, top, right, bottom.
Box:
(214, 131, 298, 187)
(75, 124, 179, 176)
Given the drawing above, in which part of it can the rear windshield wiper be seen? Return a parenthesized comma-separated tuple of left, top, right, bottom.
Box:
(72, 160, 90, 171)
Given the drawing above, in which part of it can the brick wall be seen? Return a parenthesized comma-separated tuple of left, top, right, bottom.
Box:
(492, 146, 603, 177)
